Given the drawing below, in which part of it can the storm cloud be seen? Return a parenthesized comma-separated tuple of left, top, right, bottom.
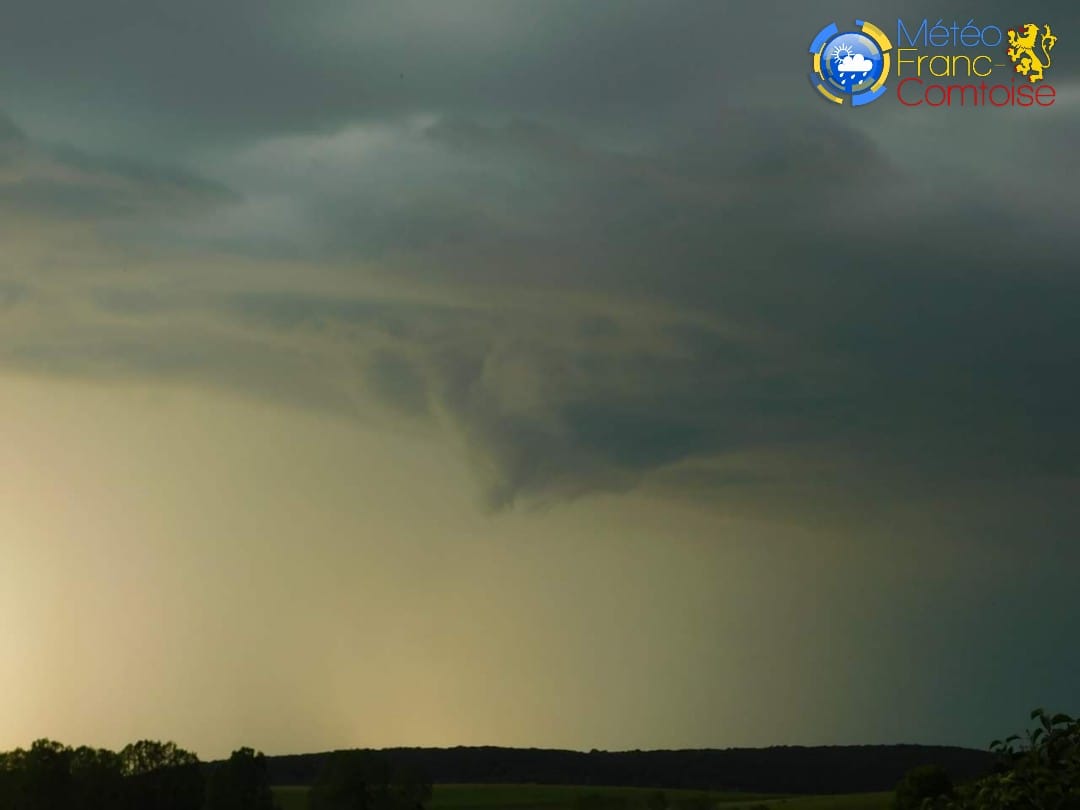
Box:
(3, 0, 1080, 763)
(1, 0, 1078, 511)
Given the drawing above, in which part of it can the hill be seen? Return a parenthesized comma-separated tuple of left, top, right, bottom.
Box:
(262, 744, 995, 794)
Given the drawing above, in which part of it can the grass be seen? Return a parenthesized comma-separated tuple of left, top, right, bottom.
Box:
(271, 784, 895, 810)
(717, 795, 893, 810)
(431, 784, 779, 807)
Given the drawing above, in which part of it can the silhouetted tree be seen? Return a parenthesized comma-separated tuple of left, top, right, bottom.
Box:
(894, 764, 953, 809)
(0, 746, 27, 810)
(385, 763, 432, 810)
(310, 751, 431, 810)
(207, 748, 277, 810)
(263, 744, 996, 793)
(22, 739, 74, 810)
(70, 746, 124, 810)
(0, 751, 16, 810)
(310, 751, 373, 810)
(119, 740, 203, 810)
(925, 709, 1080, 810)
(0, 748, 29, 810)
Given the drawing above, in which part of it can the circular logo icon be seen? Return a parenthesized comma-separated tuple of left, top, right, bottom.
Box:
(809, 20, 893, 106)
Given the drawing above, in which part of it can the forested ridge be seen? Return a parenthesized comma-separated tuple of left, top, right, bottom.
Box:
(263, 744, 995, 794)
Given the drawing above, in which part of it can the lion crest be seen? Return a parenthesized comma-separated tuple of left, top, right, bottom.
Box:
(1007, 23, 1058, 83)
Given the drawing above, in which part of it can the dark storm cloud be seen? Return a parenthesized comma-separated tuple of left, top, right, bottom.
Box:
(6, 0, 1075, 156)
(1, 0, 1078, 507)
(1, 0, 744, 151)
(265, 104, 1080, 505)
(200, 99, 1080, 505)
(0, 110, 232, 219)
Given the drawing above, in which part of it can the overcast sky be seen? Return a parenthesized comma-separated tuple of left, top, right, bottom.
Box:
(1, 0, 1078, 760)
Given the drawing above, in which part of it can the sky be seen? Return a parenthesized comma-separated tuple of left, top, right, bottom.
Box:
(1, 0, 1078, 761)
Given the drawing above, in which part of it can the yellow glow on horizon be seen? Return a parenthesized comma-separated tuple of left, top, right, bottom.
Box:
(0, 370, 931, 759)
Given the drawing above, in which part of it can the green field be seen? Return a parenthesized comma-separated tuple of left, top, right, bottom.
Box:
(271, 784, 894, 810)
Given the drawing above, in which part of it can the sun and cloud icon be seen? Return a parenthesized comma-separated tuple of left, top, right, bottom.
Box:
(837, 53, 874, 75)
(831, 44, 874, 79)
(810, 20, 893, 106)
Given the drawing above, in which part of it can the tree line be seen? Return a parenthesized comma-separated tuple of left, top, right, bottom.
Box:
(0, 740, 431, 810)
(265, 743, 995, 794)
